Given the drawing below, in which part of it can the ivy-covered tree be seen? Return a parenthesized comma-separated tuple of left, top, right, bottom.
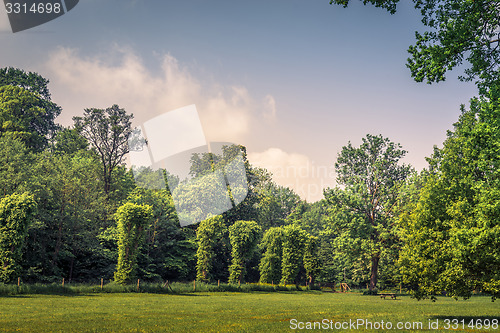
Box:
(228, 220, 261, 283)
(259, 227, 285, 284)
(195, 215, 228, 282)
(303, 235, 321, 286)
(281, 224, 308, 285)
(114, 202, 152, 284)
(0, 192, 37, 283)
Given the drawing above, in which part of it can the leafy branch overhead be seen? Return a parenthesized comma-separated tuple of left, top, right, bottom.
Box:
(330, 0, 500, 95)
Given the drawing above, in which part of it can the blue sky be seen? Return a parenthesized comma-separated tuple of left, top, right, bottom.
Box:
(0, 0, 478, 201)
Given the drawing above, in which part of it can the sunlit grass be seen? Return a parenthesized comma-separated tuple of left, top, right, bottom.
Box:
(0, 292, 498, 332)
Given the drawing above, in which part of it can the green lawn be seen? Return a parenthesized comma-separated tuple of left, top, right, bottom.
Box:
(0, 292, 498, 332)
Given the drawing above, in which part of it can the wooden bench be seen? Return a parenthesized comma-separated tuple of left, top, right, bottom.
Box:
(379, 293, 397, 299)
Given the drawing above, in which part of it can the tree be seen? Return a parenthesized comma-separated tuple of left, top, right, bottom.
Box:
(0, 86, 55, 151)
(0, 192, 37, 283)
(330, 0, 500, 95)
(303, 235, 321, 286)
(73, 105, 133, 195)
(324, 134, 411, 290)
(398, 95, 500, 300)
(195, 216, 228, 282)
(259, 227, 285, 284)
(280, 224, 308, 285)
(0, 67, 61, 146)
(114, 202, 152, 284)
(228, 220, 261, 283)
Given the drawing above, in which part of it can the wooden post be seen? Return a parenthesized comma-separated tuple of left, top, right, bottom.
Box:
(218, 280, 220, 287)
(400, 283, 402, 294)
(137, 279, 140, 291)
(100, 278, 103, 289)
(17, 277, 20, 287)
(193, 280, 196, 291)
(62, 278, 65, 287)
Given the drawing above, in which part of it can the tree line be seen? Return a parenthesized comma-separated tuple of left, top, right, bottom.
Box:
(1, 0, 500, 301)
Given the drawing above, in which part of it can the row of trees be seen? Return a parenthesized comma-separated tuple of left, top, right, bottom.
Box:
(1, 0, 500, 299)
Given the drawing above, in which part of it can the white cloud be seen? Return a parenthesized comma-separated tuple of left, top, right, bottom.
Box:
(248, 148, 336, 202)
(45, 46, 275, 144)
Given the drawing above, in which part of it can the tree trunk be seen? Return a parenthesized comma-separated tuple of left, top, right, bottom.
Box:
(369, 254, 380, 291)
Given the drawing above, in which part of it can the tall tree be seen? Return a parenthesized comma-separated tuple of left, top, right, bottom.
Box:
(259, 227, 285, 284)
(324, 134, 411, 290)
(280, 224, 309, 285)
(73, 105, 133, 195)
(114, 202, 152, 284)
(0, 67, 61, 146)
(195, 215, 228, 282)
(228, 220, 261, 283)
(0, 86, 55, 151)
(330, 0, 500, 95)
(0, 192, 37, 283)
(398, 95, 500, 300)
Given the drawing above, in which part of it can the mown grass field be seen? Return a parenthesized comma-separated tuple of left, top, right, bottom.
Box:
(0, 291, 498, 332)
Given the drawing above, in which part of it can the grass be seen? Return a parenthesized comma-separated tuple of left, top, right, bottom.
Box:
(0, 291, 499, 332)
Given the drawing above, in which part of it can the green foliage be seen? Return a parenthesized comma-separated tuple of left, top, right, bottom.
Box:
(127, 187, 196, 281)
(256, 182, 301, 230)
(303, 235, 321, 285)
(324, 134, 411, 290)
(228, 220, 261, 283)
(0, 67, 61, 149)
(195, 216, 228, 282)
(280, 224, 308, 285)
(0, 192, 37, 283)
(114, 203, 153, 284)
(0, 136, 33, 197)
(0, 86, 53, 151)
(259, 227, 285, 284)
(398, 94, 500, 300)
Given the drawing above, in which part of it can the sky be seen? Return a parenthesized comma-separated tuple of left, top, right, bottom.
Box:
(0, 0, 479, 202)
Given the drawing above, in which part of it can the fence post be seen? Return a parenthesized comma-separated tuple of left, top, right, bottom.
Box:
(62, 278, 65, 287)
(193, 280, 196, 291)
(218, 280, 220, 287)
(137, 279, 140, 291)
(18, 277, 20, 287)
(100, 278, 103, 290)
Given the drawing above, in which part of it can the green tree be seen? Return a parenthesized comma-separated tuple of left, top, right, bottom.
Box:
(330, 0, 500, 95)
(281, 224, 308, 285)
(324, 134, 411, 290)
(259, 226, 285, 284)
(73, 105, 133, 195)
(0, 86, 55, 151)
(228, 220, 261, 283)
(0, 67, 61, 145)
(303, 235, 321, 286)
(114, 202, 152, 284)
(0, 192, 37, 283)
(195, 216, 228, 282)
(398, 95, 500, 300)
